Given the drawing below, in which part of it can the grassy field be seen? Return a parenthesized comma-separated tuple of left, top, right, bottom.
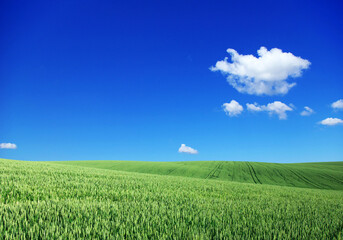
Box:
(1, 158, 343, 239)
(54, 160, 343, 190)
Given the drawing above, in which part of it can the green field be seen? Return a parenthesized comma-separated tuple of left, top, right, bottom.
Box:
(1, 158, 343, 239)
(54, 160, 343, 190)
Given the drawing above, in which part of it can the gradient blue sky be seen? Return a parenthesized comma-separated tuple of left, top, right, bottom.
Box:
(1, 0, 343, 162)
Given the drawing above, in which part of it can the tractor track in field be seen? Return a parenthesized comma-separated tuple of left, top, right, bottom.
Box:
(205, 162, 220, 179)
(246, 162, 262, 184)
(274, 168, 296, 186)
(315, 174, 340, 189)
(166, 167, 178, 175)
(288, 169, 322, 189)
(322, 173, 343, 185)
(206, 162, 224, 179)
(231, 162, 235, 181)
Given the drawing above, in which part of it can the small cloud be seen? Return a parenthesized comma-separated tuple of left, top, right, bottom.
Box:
(178, 144, 198, 154)
(246, 101, 293, 120)
(210, 47, 310, 95)
(0, 143, 17, 149)
(332, 99, 343, 110)
(222, 100, 243, 117)
(263, 101, 293, 120)
(246, 103, 263, 112)
(319, 118, 343, 126)
(300, 106, 314, 116)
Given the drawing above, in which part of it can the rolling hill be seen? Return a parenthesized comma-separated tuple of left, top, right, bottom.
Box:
(1, 158, 342, 239)
(53, 160, 343, 190)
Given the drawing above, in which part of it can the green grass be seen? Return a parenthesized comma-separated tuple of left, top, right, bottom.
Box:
(53, 160, 343, 190)
(1, 158, 343, 239)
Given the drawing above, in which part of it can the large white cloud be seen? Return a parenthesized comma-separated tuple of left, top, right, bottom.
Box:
(319, 118, 343, 126)
(222, 100, 243, 117)
(178, 144, 198, 154)
(0, 143, 17, 149)
(246, 101, 293, 120)
(332, 99, 343, 110)
(210, 47, 310, 95)
(300, 106, 314, 116)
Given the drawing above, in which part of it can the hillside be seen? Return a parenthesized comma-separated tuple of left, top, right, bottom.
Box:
(0, 158, 342, 239)
(53, 160, 343, 190)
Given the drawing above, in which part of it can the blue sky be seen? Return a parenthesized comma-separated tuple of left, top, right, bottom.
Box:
(1, 0, 343, 162)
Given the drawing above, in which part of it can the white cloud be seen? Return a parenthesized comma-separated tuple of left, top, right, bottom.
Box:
(210, 47, 310, 95)
(222, 100, 243, 117)
(263, 101, 293, 119)
(246, 101, 293, 120)
(300, 106, 314, 116)
(332, 99, 343, 110)
(246, 103, 263, 112)
(319, 118, 343, 126)
(0, 143, 17, 149)
(178, 144, 198, 154)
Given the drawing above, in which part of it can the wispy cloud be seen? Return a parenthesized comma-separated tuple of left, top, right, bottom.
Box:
(0, 143, 17, 149)
(246, 101, 293, 120)
(300, 106, 314, 116)
(246, 103, 263, 112)
(178, 144, 198, 154)
(210, 47, 310, 95)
